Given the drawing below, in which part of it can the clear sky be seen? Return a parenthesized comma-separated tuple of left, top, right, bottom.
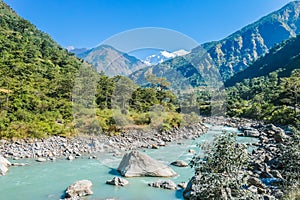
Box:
(3, 0, 294, 49)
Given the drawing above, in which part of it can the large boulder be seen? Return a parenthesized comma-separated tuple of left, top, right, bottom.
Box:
(64, 180, 93, 199)
(0, 155, 11, 176)
(117, 151, 177, 177)
(106, 177, 129, 186)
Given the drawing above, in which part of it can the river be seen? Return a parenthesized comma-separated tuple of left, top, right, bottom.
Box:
(0, 125, 258, 200)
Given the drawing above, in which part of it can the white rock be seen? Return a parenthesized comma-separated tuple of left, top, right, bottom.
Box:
(36, 158, 47, 162)
(64, 180, 93, 199)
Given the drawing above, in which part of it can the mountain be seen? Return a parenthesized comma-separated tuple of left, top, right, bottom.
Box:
(199, 1, 300, 80)
(0, 1, 85, 138)
(143, 49, 189, 66)
(225, 33, 300, 87)
(130, 1, 300, 87)
(71, 45, 145, 77)
(225, 34, 300, 127)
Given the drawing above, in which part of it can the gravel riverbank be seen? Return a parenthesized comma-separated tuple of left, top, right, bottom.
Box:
(0, 123, 207, 160)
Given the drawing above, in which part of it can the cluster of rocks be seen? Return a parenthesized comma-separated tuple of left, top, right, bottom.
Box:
(148, 180, 178, 190)
(63, 150, 190, 199)
(204, 116, 259, 128)
(106, 177, 129, 186)
(0, 123, 207, 161)
(183, 121, 290, 200)
(245, 124, 288, 199)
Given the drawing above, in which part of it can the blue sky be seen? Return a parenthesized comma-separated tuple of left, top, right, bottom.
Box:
(4, 0, 293, 50)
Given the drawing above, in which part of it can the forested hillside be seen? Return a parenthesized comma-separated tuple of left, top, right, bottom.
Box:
(0, 1, 191, 138)
(226, 35, 300, 128)
(0, 1, 85, 138)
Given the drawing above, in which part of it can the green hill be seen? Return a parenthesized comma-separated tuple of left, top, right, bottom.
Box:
(225, 35, 300, 128)
(0, 1, 84, 138)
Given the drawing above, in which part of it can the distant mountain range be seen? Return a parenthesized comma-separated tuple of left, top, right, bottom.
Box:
(130, 1, 300, 87)
(70, 46, 189, 76)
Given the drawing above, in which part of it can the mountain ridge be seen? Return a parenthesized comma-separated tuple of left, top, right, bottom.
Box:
(130, 1, 300, 87)
(225, 33, 300, 87)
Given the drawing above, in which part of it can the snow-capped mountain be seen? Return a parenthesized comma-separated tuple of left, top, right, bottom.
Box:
(143, 49, 189, 66)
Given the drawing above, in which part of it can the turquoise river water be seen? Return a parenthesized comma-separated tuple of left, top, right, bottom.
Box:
(0, 125, 258, 200)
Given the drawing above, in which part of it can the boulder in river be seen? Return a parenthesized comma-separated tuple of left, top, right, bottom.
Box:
(148, 180, 177, 190)
(106, 177, 129, 186)
(64, 180, 93, 199)
(170, 160, 188, 167)
(0, 155, 11, 176)
(117, 150, 177, 177)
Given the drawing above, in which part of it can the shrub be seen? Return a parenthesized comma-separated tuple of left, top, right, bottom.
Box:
(190, 132, 252, 199)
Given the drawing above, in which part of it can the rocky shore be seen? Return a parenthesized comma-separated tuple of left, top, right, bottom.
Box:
(184, 117, 293, 200)
(0, 123, 207, 161)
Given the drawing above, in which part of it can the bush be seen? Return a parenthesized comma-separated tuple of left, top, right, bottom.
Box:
(190, 132, 252, 199)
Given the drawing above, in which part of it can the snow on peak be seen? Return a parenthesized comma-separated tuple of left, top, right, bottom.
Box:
(143, 49, 190, 66)
(161, 50, 176, 59)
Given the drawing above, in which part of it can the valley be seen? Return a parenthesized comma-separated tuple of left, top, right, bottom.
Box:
(0, 0, 299, 200)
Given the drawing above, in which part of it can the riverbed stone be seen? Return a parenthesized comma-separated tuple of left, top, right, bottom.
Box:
(170, 160, 188, 167)
(244, 129, 260, 137)
(117, 150, 177, 177)
(148, 180, 177, 190)
(36, 158, 47, 162)
(11, 163, 26, 166)
(106, 177, 129, 186)
(64, 180, 93, 199)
